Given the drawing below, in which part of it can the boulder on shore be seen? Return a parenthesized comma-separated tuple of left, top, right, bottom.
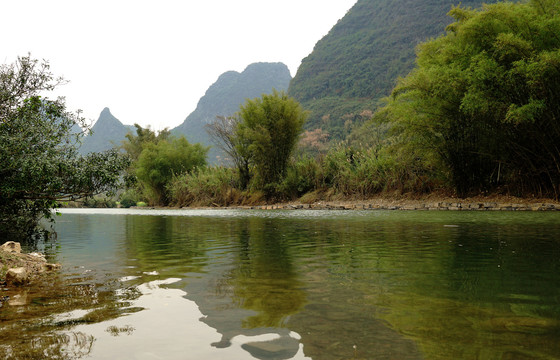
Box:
(1, 241, 22, 254)
(1, 241, 61, 289)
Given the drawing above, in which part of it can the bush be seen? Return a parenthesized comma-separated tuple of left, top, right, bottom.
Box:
(277, 156, 321, 200)
(119, 189, 141, 208)
(119, 198, 136, 208)
(135, 136, 208, 205)
(82, 197, 117, 208)
(169, 167, 239, 207)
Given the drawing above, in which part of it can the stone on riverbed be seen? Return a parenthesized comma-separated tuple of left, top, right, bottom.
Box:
(241, 336, 300, 359)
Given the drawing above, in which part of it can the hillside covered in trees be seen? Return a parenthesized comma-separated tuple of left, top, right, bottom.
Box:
(288, 0, 496, 140)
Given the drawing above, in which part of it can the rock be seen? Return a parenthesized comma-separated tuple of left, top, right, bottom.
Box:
(1, 241, 21, 254)
(6, 267, 28, 286)
(28, 252, 47, 262)
(7, 292, 28, 306)
(43, 263, 62, 272)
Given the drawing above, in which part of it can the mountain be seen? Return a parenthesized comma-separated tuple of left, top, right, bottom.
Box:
(172, 62, 292, 163)
(288, 0, 496, 140)
(79, 108, 133, 154)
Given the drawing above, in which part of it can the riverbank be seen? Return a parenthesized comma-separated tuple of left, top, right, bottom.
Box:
(65, 192, 560, 211)
(132, 193, 560, 211)
(246, 194, 560, 211)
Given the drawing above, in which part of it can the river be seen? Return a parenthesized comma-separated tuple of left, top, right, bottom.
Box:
(1, 208, 560, 359)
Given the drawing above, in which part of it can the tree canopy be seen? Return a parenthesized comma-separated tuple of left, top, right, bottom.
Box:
(0, 55, 130, 237)
(237, 90, 307, 194)
(379, 0, 560, 197)
(134, 136, 208, 205)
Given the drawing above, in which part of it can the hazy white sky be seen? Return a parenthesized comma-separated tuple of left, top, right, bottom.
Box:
(2, 0, 357, 131)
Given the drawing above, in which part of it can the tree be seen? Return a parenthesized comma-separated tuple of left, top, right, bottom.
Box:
(135, 136, 208, 205)
(237, 90, 307, 194)
(122, 123, 170, 161)
(382, 1, 560, 197)
(205, 115, 251, 189)
(0, 55, 130, 237)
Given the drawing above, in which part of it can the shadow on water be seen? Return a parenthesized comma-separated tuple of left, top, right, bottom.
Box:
(1, 209, 560, 359)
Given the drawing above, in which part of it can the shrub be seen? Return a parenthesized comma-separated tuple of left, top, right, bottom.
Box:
(169, 167, 239, 207)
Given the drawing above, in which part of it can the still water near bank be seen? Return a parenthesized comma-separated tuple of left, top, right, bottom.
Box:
(2, 209, 560, 359)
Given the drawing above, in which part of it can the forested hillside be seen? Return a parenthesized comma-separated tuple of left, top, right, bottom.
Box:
(288, 0, 495, 139)
(172, 62, 292, 163)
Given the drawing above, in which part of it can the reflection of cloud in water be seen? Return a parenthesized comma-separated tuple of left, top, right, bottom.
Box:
(63, 278, 308, 359)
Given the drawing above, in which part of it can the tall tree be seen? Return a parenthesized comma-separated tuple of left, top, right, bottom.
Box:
(381, 1, 560, 197)
(0, 55, 130, 237)
(237, 90, 307, 193)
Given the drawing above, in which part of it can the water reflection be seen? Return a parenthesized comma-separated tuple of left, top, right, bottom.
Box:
(2, 209, 560, 359)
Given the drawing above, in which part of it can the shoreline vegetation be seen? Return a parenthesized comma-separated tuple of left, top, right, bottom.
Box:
(118, 0, 560, 214)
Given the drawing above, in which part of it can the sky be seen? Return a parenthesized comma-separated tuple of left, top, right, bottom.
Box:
(2, 0, 357, 131)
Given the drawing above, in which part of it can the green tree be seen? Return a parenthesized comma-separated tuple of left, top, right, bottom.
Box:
(122, 123, 170, 161)
(135, 137, 208, 205)
(381, 1, 560, 197)
(237, 90, 307, 194)
(0, 55, 130, 237)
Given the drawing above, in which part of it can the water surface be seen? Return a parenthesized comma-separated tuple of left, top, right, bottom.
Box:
(2, 209, 560, 359)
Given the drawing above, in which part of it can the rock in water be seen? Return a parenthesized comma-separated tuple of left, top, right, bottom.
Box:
(6, 267, 28, 286)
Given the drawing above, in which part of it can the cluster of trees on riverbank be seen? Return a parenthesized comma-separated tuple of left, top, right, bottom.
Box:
(1, 0, 559, 235)
(118, 0, 559, 207)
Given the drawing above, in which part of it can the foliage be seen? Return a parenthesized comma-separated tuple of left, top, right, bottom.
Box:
(82, 197, 118, 208)
(118, 188, 142, 208)
(206, 116, 251, 189)
(276, 156, 322, 200)
(0, 55, 130, 237)
(288, 0, 493, 141)
(381, 0, 560, 197)
(120, 123, 171, 203)
(237, 90, 307, 195)
(122, 123, 169, 162)
(169, 166, 239, 207)
(135, 136, 208, 205)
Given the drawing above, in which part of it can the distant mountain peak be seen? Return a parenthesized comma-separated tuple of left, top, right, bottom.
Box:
(79, 108, 131, 154)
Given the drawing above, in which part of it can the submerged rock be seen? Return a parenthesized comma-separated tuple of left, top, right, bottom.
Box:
(7, 292, 28, 306)
(241, 335, 300, 360)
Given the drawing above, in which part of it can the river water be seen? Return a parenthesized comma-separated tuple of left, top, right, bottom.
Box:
(1, 208, 560, 359)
